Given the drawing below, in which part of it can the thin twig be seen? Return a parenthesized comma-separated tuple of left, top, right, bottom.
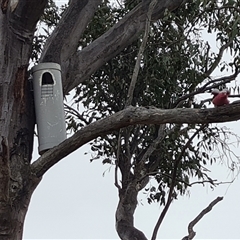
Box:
(64, 103, 89, 125)
(116, 0, 123, 8)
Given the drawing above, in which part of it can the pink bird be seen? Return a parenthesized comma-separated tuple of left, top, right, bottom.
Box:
(211, 89, 230, 107)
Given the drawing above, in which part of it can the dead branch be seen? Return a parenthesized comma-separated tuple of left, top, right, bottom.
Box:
(205, 40, 233, 76)
(40, 0, 101, 64)
(181, 196, 224, 240)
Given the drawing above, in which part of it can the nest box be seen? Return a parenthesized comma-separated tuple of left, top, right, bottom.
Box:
(32, 62, 66, 155)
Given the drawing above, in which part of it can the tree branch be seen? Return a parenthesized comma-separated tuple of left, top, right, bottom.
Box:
(125, 0, 157, 107)
(140, 124, 166, 164)
(40, 0, 101, 64)
(1, 0, 47, 44)
(63, 0, 184, 94)
(115, 0, 161, 191)
(115, 0, 158, 189)
(64, 103, 89, 125)
(142, 125, 190, 168)
(182, 196, 224, 240)
(204, 40, 234, 77)
(31, 103, 240, 178)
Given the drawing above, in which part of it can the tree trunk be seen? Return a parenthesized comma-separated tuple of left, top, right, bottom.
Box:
(0, 40, 40, 238)
(0, 2, 44, 237)
(0, 47, 41, 238)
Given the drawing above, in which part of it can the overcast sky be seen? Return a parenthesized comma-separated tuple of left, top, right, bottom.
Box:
(23, 0, 240, 239)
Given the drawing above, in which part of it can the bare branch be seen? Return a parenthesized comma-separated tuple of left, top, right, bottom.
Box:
(205, 40, 234, 77)
(31, 103, 240, 178)
(189, 179, 234, 186)
(199, 69, 240, 92)
(182, 196, 224, 240)
(139, 125, 186, 172)
(139, 172, 232, 190)
(140, 124, 166, 164)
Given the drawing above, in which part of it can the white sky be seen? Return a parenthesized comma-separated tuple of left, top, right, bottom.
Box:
(23, 1, 240, 239)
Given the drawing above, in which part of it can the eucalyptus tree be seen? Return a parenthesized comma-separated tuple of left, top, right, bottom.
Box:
(0, 0, 240, 240)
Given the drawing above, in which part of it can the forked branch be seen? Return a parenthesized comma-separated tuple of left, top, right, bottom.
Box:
(40, 0, 101, 64)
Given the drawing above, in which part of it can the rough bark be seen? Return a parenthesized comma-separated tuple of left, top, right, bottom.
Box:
(0, 0, 47, 238)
